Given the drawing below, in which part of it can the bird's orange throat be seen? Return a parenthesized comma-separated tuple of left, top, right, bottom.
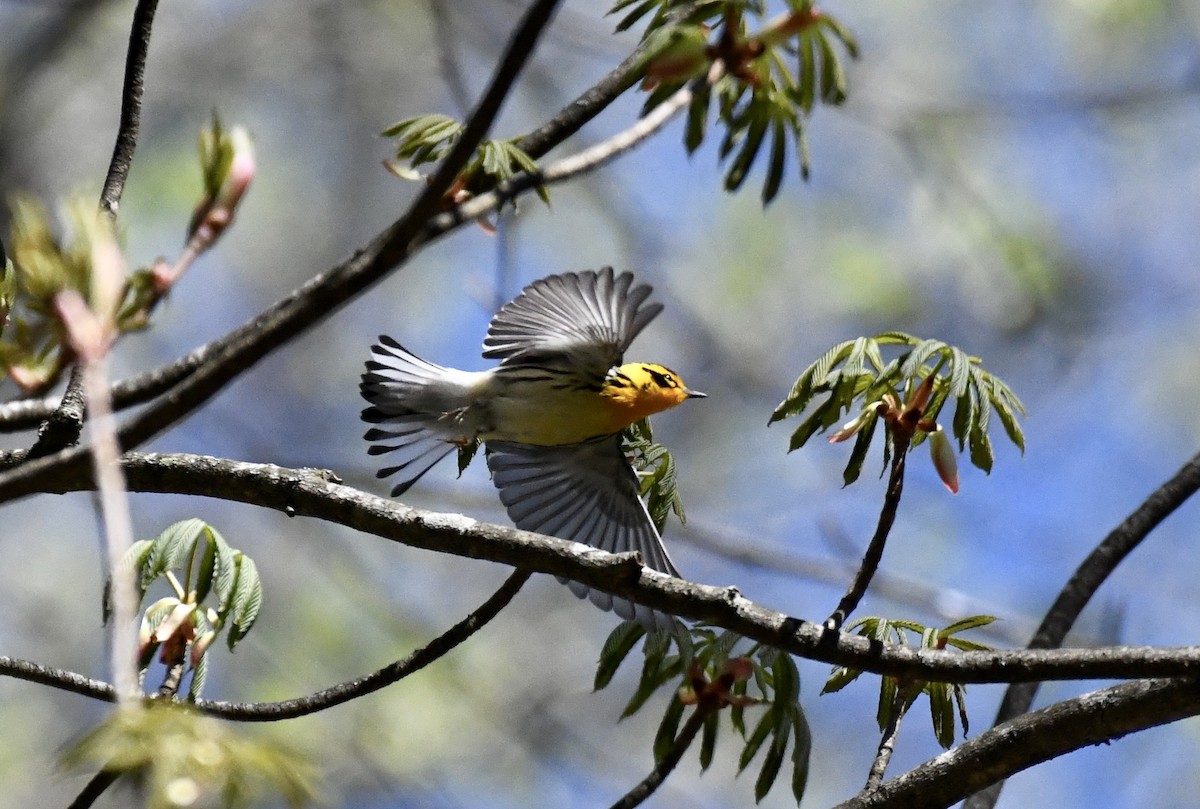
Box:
(599, 362, 692, 432)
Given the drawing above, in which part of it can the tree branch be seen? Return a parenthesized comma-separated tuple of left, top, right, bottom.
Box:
(0, 0, 561, 486)
(20, 451, 1200, 686)
(965, 448, 1200, 809)
(0, 71, 699, 506)
(609, 706, 710, 809)
(0, 566, 530, 718)
(833, 676, 1200, 809)
(826, 433, 910, 631)
(99, 0, 159, 218)
(24, 0, 161, 462)
(196, 567, 530, 721)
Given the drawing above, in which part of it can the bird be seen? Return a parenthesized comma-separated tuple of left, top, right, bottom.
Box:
(359, 267, 704, 630)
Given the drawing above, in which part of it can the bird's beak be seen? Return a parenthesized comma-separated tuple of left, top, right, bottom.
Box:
(685, 389, 707, 399)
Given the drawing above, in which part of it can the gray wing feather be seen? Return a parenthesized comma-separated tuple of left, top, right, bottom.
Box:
(483, 267, 663, 374)
(486, 437, 679, 631)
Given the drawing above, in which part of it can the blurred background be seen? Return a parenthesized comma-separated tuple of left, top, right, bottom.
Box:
(3, 0, 1200, 807)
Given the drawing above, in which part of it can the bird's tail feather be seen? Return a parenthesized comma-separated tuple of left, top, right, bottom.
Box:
(360, 336, 461, 496)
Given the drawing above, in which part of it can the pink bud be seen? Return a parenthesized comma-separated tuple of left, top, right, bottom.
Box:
(928, 426, 960, 494)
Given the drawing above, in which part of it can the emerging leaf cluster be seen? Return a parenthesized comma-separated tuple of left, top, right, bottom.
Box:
(625, 417, 686, 534)
(106, 519, 263, 701)
(62, 704, 317, 809)
(770, 332, 1027, 485)
(382, 114, 548, 204)
(823, 615, 996, 749)
(596, 623, 811, 804)
(1, 197, 172, 391)
(619, 0, 859, 202)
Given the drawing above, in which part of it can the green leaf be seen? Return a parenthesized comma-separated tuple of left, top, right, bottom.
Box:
(948, 347, 972, 399)
(953, 683, 970, 738)
(145, 519, 207, 586)
(613, 0, 660, 33)
(796, 31, 817, 112)
(754, 713, 791, 802)
(842, 408, 879, 486)
(213, 532, 238, 610)
(103, 538, 154, 622)
(699, 709, 720, 771)
(790, 708, 812, 803)
(769, 339, 855, 424)
(226, 555, 262, 650)
(191, 525, 219, 605)
(761, 116, 788, 204)
(821, 664, 862, 694)
(621, 632, 678, 718)
(769, 651, 799, 707)
(939, 615, 996, 637)
(595, 621, 647, 690)
(899, 338, 947, 381)
(816, 30, 847, 104)
(876, 676, 899, 732)
(686, 83, 712, 154)
(724, 111, 770, 192)
(738, 709, 775, 773)
(653, 694, 686, 763)
(731, 680, 749, 736)
(188, 651, 208, 702)
(928, 682, 956, 748)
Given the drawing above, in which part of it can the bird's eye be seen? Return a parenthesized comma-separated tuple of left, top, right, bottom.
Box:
(647, 367, 675, 388)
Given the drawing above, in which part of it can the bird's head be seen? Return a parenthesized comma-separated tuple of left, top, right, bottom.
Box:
(602, 362, 706, 423)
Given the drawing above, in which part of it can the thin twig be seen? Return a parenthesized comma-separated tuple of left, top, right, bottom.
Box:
(0, 568, 531, 720)
(0, 69, 701, 505)
(0, 0, 651, 437)
(964, 448, 1200, 809)
(609, 707, 710, 809)
(66, 769, 120, 809)
(832, 676, 1200, 809)
(826, 433, 911, 631)
(194, 568, 530, 721)
(864, 685, 919, 791)
(18, 450, 1200, 686)
(435, 76, 705, 237)
(27, 0, 160, 464)
(80, 353, 139, 701)
(99, 0, 160, 218)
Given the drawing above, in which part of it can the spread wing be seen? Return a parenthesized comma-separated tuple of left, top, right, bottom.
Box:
(486, 437, 679, 631)
(482, 267, 663, 377)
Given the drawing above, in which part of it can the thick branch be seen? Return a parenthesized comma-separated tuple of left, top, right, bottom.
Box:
(21, 451, 1200, 686)
(966, 448, 1200, 809)
(834, 676, 1200, 809)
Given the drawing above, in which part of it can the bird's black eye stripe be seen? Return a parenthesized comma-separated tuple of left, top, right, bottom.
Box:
(646, 367, 676, 388)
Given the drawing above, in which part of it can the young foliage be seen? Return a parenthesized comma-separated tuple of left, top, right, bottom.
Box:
(769, 332, 1027, 487)
(1, 122, 253, 390)
(382, 114, 548, 205)
(105, 519, 263, 700)
(62, 705, 317, 809)
(822, 615, 996, 749)
(596, 623, 811, 804)
(626, 417, 687, 534)
(624, 0, 859, 202)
